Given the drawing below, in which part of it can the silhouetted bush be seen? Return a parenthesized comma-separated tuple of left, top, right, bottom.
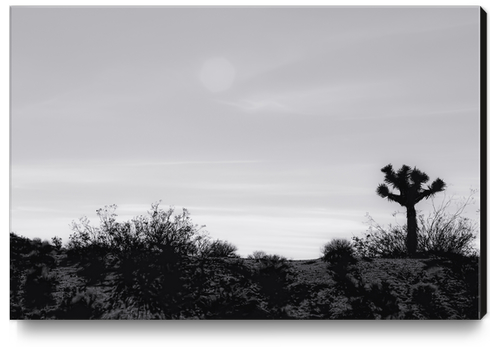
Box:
(66, 202, 213, 318)
(417, 193, 478, 256)
(251, 253, 295, 318)
(353, 192, 479, 258)
(321, 239, 357, 265)
(67, 202, 207, 261)
(255, 254, 290, 267)
(203, 239, 238, 258)
(108, 247, 195, 319)
(10, 232, 33, 256)
(64, 202, 254, 318)
(247, 250, 267, 260)
(352, 219, 407, 258)
(51, 236, 63, 250)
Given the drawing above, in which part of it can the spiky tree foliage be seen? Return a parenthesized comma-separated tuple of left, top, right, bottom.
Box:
(376, 164, 446, 256)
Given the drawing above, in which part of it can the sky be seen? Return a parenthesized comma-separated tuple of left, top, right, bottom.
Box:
(10, 6, 482, 259)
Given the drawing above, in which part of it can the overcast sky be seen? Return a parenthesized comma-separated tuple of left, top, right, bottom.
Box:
(10, 7, 481, 259)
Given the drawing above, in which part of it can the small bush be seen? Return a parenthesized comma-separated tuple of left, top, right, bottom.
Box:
(417, 193, 478, 256)
(352, 219, 407, 258)
(256, 254, 289, 268)
(67, 202, 207, 257)
(51, 236, 63, 250)
(66, 202, 209, 318)
(252, 253, 294, 318)
(321, 239, 356, 265)
(248, 250, 267, 260)
(354, 191, 479, 258)
(204, 239, 238, 258)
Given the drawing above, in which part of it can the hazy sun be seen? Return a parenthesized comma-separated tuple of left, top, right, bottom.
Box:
(199, 57, 236, 93)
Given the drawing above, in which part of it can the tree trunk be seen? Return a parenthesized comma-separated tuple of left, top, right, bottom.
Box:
(406, 205, 418, 256)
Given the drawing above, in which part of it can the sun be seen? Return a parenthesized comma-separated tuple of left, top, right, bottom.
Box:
(199, 57, 236, 93)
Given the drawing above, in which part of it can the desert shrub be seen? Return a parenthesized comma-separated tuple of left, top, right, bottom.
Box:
(248, 250, 267, 260)
(10, 232, 33, 255)
(106, 247, 195, 319)
(51, 236, 63, 250)
(352, 218, 407, 258)
(192, 231, 212, 258)
(15, 235, 57, 267)
(354, 191, 479, 258)
(41, 239, 53, 250)
(67, 202, 206, 261)
(67, 205, 134, 252)
(203, 239, 238, 258)
(417, 193, 478, 256)
(255, 253, 290, 267)
(67, 202, 209, 318)
(131, 204, 203, 256)
(321, 239, 357, 265)
(251, 253, 295, 317)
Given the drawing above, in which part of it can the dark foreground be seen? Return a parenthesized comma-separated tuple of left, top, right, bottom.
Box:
(10, 233, 480, 320)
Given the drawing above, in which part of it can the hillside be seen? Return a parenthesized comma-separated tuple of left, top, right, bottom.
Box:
(10, 233, 480, 320)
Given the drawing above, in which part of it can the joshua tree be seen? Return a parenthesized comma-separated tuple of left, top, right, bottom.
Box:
(376, 164, 446, 256)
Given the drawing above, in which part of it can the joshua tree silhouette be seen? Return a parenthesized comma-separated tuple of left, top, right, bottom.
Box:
(376, 164, 446, 256)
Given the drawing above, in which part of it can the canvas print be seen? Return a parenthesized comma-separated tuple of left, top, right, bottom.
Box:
(10, 6, 486, 320)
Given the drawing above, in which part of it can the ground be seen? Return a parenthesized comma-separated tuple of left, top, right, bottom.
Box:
(10, 236, 481, 320)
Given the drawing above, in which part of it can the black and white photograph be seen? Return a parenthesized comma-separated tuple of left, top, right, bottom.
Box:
(9, 5, 485, 321)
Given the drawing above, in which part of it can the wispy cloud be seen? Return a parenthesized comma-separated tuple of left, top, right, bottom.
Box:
(215, 79, 401, 118)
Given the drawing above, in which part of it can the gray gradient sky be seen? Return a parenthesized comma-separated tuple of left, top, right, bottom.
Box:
(11, 7, 481, 259)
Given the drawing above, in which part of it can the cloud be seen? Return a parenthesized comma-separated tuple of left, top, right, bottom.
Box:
(215, 79, 404, 118)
